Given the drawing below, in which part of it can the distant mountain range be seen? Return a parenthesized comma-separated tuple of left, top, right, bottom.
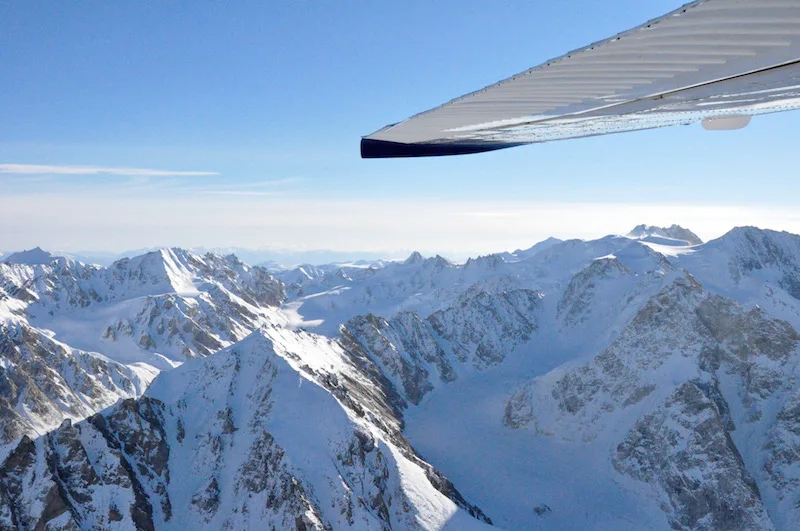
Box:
(2, 225, 800, 529)
(0, 225, 703, 268)
(1, 247, 405, 268)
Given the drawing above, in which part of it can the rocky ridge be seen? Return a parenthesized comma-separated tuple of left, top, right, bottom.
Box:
(0, 329, 490, 530)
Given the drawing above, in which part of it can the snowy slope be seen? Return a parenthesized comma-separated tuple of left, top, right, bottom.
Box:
(504, 273, 799, 529)
(332, 228, 800, 529)
(0, 328, 492, 530)
(352, 271, 799, 529)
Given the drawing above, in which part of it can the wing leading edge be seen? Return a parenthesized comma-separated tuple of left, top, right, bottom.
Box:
(362, 0, 800, 158)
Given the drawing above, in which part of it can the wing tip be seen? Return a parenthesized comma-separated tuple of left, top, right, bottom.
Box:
(360, 137, 518, 159)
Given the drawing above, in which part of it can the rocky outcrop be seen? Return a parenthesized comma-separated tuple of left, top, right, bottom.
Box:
(613, 381, 772, 531)
(0, 320, 149, 462)
(343, 288, 542, 405)
(101, 289, 256, 360)
(428, 288, 541, 370)
(689, 227, 800, 305)
(0, 249, 286, 370)
(506, 274, 799, 437)
(0, 248, 288, 466)
(6, 229, 800, 529)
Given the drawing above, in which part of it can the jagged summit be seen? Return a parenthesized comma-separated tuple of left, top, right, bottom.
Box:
(627, 224, 703, 246)
(1, 246, 59, 265)
(404, 251, 425, 265)
(403, 252, 451, 268)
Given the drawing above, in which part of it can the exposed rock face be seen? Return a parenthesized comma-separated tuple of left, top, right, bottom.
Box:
(721, 227, 800, 301)
(0, 320, 149, 461)
(342, 314, 439, 405)
(553, 251, 670, 338)
(0, 330, 491, 530)
(506, 275, 799, 436)
(343, 288, 541, 404)
(613, 381, 772, 531)
(680, 228, 800, 321)
(102, 287, 259, 360)
(276, 250, 546, 337)
(0, 399, 173, 531)
(720, 227, 800, 274)
(763, 393, 800, 529)
(505, 273, 800, 530)
(557, 257, 633, 326)
(428, 288, 541, 370)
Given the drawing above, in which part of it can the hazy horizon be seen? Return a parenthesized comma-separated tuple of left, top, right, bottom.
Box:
(3, 220, 798, 267)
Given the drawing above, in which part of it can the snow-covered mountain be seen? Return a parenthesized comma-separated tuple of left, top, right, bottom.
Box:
(0, 319, 152, 460)
(0, 328, 490, 530)
(627, 223, 704, 246)
(1, 249, 284, 369)
(277, 234, 670, 338)
(1, 246, 60, 266)
(4, 226, 800, 529)
(0, 248, 285, 462)
(505, 273, 799, 529)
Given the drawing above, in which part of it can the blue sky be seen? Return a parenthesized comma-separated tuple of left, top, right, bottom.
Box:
(2, 1, 800, 259)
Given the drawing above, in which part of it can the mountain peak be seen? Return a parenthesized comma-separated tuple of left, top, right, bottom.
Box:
(710, 226, 800, 251)
(2, 247, 59, 265)
(512, 236, 564, 259)
(404, 251, 425, 265)
(722, 225, 776, 239)
(627, 224, 703, 246)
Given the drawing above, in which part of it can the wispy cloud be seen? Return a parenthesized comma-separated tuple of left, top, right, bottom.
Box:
(184, 177, 302, 197)
(0, 164, 218, 176)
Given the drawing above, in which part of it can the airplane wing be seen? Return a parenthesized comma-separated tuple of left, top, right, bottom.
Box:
(362, 0, 800, 158)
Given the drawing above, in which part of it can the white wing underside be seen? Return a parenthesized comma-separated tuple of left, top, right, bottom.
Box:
(362, 0, 800, 157)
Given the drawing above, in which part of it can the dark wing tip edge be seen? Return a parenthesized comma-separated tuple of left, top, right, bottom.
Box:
(360, 138, 520, 159)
